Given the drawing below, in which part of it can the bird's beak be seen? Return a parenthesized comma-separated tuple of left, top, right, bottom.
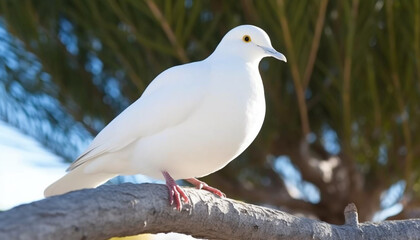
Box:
(258, 45, 287, 62)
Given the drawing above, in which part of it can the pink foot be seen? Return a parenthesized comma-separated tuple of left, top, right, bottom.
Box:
(162, 171, 189, 210)
(186, 178, 226, 198)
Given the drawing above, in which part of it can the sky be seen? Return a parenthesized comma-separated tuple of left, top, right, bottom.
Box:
(0, 120, 67, 209)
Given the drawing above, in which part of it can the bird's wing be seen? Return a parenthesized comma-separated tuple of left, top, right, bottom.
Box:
(68, 62, 208, 171)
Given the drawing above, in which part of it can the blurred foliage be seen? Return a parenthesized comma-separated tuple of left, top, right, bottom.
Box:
(0, 0, 419, 223)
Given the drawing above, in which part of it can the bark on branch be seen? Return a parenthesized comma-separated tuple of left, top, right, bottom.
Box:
(1, 183, 419, 240)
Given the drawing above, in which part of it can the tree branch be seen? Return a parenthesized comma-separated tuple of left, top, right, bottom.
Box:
(1, 183, 419, 240)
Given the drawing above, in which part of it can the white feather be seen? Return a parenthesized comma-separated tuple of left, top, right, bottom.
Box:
(44, 164, 116, 197)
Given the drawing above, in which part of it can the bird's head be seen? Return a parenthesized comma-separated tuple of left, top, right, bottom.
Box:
(211, 25, 287, 63)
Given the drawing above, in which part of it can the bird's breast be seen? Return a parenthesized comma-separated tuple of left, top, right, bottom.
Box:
(203, 64, 265, 148)
(173, 63, 266, 177)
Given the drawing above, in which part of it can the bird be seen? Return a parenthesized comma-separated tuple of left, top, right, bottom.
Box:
(44, 25, 287, 210)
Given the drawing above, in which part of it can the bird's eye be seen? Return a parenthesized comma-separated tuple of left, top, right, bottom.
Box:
(242, 35, 251, 43)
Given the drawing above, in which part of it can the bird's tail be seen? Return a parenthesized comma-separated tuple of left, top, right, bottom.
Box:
(44, 165, 117, 197)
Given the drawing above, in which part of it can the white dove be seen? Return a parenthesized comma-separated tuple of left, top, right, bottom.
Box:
(44, 25, 287, 210)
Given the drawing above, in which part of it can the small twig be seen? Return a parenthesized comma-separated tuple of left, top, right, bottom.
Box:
(344, 203, 359, 227)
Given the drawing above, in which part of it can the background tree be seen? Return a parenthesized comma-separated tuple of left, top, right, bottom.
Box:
(0, 0, 419, 224)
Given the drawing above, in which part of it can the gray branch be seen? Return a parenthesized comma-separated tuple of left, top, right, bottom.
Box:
(1, 183, 419, 240)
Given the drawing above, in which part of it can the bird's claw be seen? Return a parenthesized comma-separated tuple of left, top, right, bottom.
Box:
(200, 184, 226, 198)
(186, 178, 226, 198)
(163, 171, 189, 211)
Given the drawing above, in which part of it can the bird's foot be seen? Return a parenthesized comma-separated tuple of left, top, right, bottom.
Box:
(162, 171, 189, 210)
(186, 178, 226, 198)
